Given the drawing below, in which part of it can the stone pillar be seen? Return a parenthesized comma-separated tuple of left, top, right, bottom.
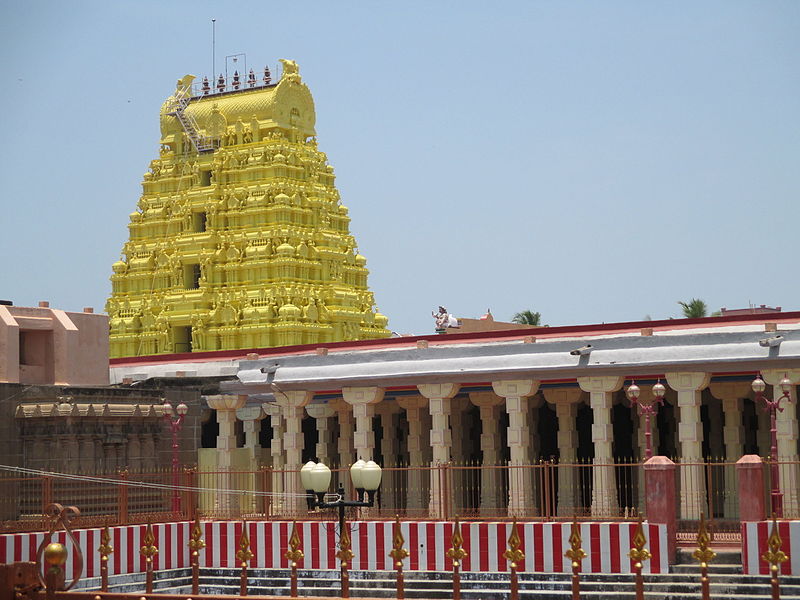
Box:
(126, 433, 142, 472)
(236, 405, 265, 512)
(376, 402, 402, 509)
(543, 388, 582, 516)
(343, 386, 385, 462)
(578, 376, 623, 518)
(762, 369, 800, 518)
(79, 435, 96, 473)
(275, 390, 313, 515)
(706, 397, 725, 459)
(398, 396, 428, 511)
(644, 456, 677, 562)
(710, 381, 749, 518)
(262, 402, 285, 514)
(665, 371, 710, 520)
(205, 394, 246, 512)
(736, 454, 766, 522)
(418, 383, 460, 519)
(62, 434, 80, 473)
(140, 433, 156, 472)
(332, 399, 355, 469)
(469, 392, 504, 515)
(493, 379, 540, 517)
(306, 403, 336, 464)
(448, 397, 469, 512)
(236, 405, 265, 450)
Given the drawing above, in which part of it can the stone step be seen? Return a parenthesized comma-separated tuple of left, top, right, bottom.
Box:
(96, 566, 800, 600)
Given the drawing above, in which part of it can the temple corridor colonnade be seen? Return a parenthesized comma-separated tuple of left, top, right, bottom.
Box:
(206, 368, 800, 519)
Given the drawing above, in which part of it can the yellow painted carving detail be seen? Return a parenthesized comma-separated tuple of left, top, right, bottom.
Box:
(107, 59, 390, 357)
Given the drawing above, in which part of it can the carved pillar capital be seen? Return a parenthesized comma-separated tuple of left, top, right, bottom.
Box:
(577, 376, 623, 394)
(417, 383, 460, 400)
(206, 394, 246, 411)
(709, 381, 751, 401)
(468, 391, 503, 408)
(542, 387, 582, 405)
(665, 372, 710, 393)
(342, 386, 385, 405)
(274, 390, 314, 408)
(491, 379, 539, 399)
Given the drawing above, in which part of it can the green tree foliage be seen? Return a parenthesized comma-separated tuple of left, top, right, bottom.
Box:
(678, 299, 708, 319)
(512, 310, 542, 326)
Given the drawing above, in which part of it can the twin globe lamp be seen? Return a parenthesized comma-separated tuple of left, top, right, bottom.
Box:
(300, 458, 382, 509)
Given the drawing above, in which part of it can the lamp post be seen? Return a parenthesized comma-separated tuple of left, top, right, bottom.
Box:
(626, 381, 666, 461)
(301, 458, 382, 599)
(162, 399, 189, 513)
(752, 373, 793, 518)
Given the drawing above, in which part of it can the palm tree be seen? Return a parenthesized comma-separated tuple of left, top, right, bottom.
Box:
(678, 299, 708, 319)
(512, 310, 542, 326)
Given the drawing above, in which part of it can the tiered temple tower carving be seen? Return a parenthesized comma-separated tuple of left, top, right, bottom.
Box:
(107, 60, 390, 358)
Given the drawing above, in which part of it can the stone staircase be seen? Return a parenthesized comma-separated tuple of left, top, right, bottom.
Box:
(83, 551, 800, 599)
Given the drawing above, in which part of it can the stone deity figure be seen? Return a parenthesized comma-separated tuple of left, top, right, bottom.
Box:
(432, 306, 459, 331)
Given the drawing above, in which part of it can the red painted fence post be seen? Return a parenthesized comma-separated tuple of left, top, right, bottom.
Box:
(737, 455, 766, 523)
(644, 456, 676, 562)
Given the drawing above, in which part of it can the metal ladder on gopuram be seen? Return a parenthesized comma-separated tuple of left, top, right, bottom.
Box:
(166, 82, 215, 153)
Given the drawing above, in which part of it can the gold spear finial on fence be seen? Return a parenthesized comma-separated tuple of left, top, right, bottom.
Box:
(236, 523, 254, 566)
(189, 517, 206, 555)
(337, 525, 355, 598)
(188, 517, 205, 594)
(762, 515, 788, 600)
(284, 521, 304, 598)
(98, 525, 113, 592)
(237, 521, 254, 596)
(693, 512, 716, 600)
(628, 517, 651, 600)
(140, 522, 158, 594)
(447, 517, 468, 600)
(629, 517, 651, 566)
(99, 525, 114, 558)
(336, 525, 355, 567)
(504, 520, 525, 600)
(389, 515, 409, 599)
(285, 521, 304, 566)
(565, 521, 587, 600)
(141, 523, 158, 561)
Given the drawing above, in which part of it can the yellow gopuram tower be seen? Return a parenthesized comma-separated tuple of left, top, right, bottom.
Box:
(107, 60, 390, 358)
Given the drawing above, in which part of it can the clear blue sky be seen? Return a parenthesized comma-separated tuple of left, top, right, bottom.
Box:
(1, 1, 797, 335)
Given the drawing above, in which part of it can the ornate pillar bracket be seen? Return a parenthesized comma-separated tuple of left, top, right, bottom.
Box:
(343, 386, 385, 462)
(665, 372, 710, 520)
(578, 376, 623, 517)
(493, 379, 540, 516)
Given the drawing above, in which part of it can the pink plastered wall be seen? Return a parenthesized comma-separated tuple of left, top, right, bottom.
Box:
(0, 304, 108, 386)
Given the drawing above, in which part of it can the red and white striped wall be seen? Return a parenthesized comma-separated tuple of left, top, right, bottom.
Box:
(0, 520, 668, 577)
(742, 520, 800, 575)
